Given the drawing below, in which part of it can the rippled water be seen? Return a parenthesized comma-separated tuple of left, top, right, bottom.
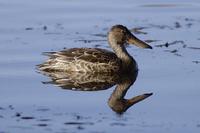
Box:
(0, 0, 200, 132)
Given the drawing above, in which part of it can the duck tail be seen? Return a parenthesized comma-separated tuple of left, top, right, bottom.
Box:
(42, 52, 56, 57)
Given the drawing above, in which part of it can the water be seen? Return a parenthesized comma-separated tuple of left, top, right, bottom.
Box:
(0, 0, 200, 132)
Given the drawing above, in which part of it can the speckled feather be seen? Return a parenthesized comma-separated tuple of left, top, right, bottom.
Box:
(38, 48, 121, 73)
(41, 71, 120, 91)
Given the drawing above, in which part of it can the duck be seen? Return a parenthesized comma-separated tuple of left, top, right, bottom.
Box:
(38, 25, 152, 73)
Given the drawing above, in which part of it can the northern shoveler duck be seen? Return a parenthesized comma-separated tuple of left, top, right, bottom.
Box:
(38, 25, 152, 73)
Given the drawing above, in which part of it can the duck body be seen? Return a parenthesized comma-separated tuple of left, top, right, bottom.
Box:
(38, 25, 152, 74)
(38, 48, 135, 73)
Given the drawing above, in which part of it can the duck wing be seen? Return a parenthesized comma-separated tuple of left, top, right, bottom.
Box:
(38, 48, 121, 72)
(43, 48, 120, 64)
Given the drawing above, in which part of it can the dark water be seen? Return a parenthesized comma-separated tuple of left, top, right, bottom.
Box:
(0, 0, 200, 132)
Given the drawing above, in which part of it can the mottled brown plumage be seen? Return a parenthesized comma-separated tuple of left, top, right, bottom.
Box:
(38, 48, 121, 73)
(38, 25, 152, 73)
(41, 70, 119, 91)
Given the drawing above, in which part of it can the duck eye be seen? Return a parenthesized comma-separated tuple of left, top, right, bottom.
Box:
(122, 30, 126, 33)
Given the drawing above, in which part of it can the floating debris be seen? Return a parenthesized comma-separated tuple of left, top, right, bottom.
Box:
(64, 122, 94, 125)
(188, 47, 200, 50)
(8, 105, 14, 110)
(186, 23, 193, 28)
(130, 27, 148, 34)
(164, 49, 182, 56)
(149, 24, 173, 30)
(171, 49, 178, 53)
(55, 23, 64, 30)
(21, 116, 35, 120)
(43, 26, 47, 30)
(75, 39, 106, 43)
(75, 115, 82, 120)
(144, 39, 160, 43)
(168, 40, 185, 45)
(44, 32, 62, 35)
(110, 122, 126, 126)
(155, 40, 185, 48)
(164, 49, 177, 53)
(15, 112, 21, 117)
(94, 44, 102, 47)
(36, 124, 48, 127)
(77, 126, 85, 130)
(183, 44, 187, 48)
(92, 34, 107, 37)
(37, 119, 51, 122)
(184, 18, 195, 22)
(174, 53, 182, 57)
(25, 27, 34, 30)
(36, 108, 50, 112)
(192, 61, 200, 64)
(174, 22, 181, 28)
(155, 42, 169, 47)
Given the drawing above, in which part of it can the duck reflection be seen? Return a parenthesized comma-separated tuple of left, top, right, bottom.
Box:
(39, 69, 152, 114)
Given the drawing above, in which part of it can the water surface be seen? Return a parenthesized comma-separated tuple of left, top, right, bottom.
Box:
(0, 0, 200, 132)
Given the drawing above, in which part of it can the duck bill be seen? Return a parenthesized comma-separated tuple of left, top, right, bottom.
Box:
(127, 35, 152, 49)
(127, 93, 153, 107)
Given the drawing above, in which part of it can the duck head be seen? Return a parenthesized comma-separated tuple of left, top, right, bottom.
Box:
(108, 25, 152, 49)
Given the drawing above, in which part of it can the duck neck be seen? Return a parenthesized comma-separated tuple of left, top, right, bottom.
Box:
(110, 43, 136, 70)
(108, 74, 135, 113)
